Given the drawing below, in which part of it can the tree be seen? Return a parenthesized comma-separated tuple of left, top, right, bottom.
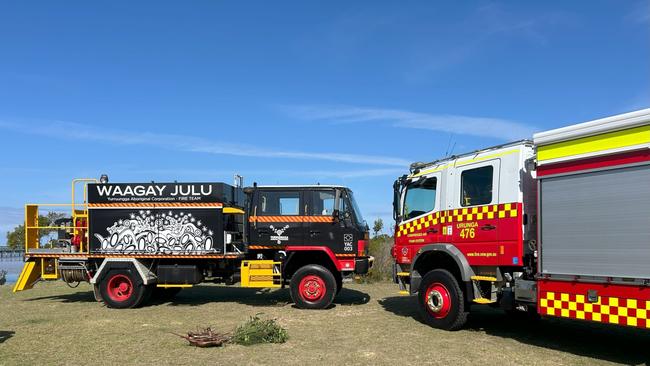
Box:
(6, 223, 25, 249)
(372, 218, 384, 238)
(5, 211, 67, 249)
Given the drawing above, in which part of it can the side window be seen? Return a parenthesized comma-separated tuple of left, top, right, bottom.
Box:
(461, 166, 493, 206)
(310, 190, 336, 215)
(403, 177, 437, 220)
(258, 191, 300, 215)
(280, 197, 299, 215)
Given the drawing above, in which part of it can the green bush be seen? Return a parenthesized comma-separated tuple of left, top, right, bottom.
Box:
(363, 235, 393, 282)
(231, 314, 288, 346)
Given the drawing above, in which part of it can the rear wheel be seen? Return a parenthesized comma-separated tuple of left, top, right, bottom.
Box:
(417, 269, 468, 330)
(290, 265, 337, 309)
(99, 269, 149, 309)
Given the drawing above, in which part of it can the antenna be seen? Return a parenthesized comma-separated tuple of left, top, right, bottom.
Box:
(448, 141, 457, 157)
(444, 133, 454, 157)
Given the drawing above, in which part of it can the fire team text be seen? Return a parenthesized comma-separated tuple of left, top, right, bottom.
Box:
(96, 184, 213, 197)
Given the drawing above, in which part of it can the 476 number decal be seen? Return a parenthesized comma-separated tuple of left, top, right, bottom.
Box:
(459, 227, 476, 239)
(457, 222, 478, 239)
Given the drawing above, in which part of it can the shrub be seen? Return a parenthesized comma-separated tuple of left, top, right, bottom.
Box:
(363, 235, 393, 282)
(231, 314, 288, 345)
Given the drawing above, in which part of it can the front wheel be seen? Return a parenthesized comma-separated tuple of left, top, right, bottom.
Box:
(99, 269, 150, 309)
(290, 265, 337, 309)
(417, 269, 468, 330)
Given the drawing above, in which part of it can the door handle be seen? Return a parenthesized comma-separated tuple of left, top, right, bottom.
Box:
(309, 230, 320, 237)
(426, 228, 438, 234)
(481, 224, 496, 231)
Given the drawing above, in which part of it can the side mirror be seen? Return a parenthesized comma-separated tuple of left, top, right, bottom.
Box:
(344, 211, 351, 220)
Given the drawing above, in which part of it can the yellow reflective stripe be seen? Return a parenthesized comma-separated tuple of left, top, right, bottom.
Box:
(223, 207, 245, 214)
(411, 149, 519, 178)
(537, 125, 650, 162)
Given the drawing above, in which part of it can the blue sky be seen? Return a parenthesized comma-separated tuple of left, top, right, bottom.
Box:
(0, 1, 648, 242)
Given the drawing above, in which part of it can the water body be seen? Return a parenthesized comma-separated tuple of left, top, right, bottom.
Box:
(0, 258, 23, 284)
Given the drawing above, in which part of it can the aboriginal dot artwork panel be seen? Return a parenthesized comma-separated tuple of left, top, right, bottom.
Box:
(89, 209, 223, 254)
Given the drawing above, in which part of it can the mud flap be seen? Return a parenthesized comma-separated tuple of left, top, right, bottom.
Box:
(12, 260, 41, 292)
(92, 284, 103, 302)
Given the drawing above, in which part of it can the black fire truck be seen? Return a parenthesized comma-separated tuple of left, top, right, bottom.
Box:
(14, 177, 371, 310)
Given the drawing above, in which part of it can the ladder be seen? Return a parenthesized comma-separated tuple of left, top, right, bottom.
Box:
(396, 271, 410, 295)
(471, 275, 497, 304)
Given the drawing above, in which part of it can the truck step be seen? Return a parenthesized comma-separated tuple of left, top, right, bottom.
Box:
(473, 297, 496, 304)
(398, 290, 410, 296)
(470, 275, 497, 282)
(241, 260, 281, 288)
(396, 272, 410, 277)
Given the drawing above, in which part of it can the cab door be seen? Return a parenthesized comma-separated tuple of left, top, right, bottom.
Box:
(306, 189, 341, 252)
(451, 159, 501, 264)
(249, 189, 305, 247)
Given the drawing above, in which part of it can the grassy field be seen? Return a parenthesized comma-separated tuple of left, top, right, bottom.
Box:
(1, 281, 649, 365)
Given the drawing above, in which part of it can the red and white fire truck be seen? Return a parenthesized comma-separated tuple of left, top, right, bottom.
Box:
(392, 108, 650, 330)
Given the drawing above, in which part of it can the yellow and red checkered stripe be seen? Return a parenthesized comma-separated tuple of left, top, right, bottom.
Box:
(249, 216, 334, 223)
(539, 281, 650, 329)
(396, 203, 519, 237)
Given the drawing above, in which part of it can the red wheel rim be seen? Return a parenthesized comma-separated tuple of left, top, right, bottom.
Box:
(298, 275, 326, 302)
(107, 274, 133, 302)
(424, 282, 452, 319)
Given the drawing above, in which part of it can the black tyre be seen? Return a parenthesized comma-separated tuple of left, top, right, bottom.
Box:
(290, 264, 337, 309)
(99, 269, 149, 309)
(417, 269, 468, 330)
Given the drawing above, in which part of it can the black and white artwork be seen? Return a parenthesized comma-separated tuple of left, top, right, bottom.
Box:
(93, 210, 217, 254)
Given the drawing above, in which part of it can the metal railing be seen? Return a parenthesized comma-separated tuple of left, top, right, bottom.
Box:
(24, 178, 98, 254)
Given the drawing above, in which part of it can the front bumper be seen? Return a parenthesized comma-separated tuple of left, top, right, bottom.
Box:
(354, 256, 374, 275)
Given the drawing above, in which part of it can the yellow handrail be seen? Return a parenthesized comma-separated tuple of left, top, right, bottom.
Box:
(71, 178, 97, 216)
(24, 178, 98, 254)
(26, 226, 88, 229)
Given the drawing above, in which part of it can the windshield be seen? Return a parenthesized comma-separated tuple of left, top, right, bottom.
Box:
(346, 190, 366, 227)
(403, 177, 437, 220)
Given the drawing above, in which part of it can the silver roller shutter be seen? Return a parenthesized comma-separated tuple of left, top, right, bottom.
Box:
(540, 163, 650, 278)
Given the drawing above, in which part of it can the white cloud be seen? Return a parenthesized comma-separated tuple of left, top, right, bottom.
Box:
(132, 167, 404, 180)
(0, 119, 410, 167)
(283, 105, 536, 141)
(401, 4, 571, 80)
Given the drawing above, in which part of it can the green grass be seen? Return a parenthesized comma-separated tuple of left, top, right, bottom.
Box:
(1, 281, 649, 365)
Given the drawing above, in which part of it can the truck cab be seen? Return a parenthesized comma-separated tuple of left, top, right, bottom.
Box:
(248, 186, 366, 250)
(392, 141, 537, 329)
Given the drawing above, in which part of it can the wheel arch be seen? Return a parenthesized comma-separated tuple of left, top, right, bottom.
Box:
(90, 258, 157, 285)
(283, 247, 339, 281)
(410, 244, 474, 295)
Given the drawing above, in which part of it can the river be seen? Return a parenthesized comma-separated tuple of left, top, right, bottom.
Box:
(0, 258, 23, 284)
